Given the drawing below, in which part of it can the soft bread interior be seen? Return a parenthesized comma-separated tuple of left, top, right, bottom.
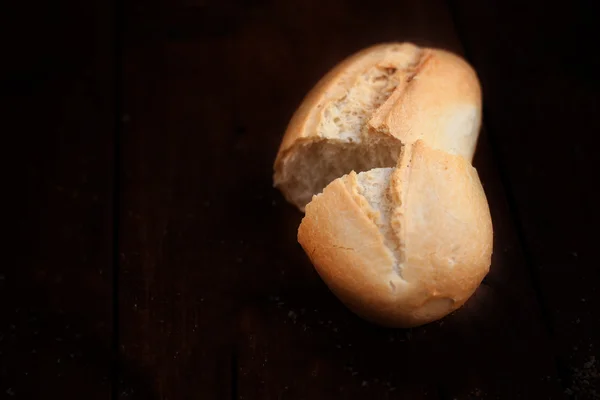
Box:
(279, 137, 403, 211)
(318, 65, 402, 140)
(354, 168, 404, 278)
(276, 64, 407, 210)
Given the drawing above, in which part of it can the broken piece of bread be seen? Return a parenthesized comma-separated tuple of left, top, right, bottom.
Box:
(298, 141, 493, 327)
(273, 42, 482, 211)
(273, 43, 493, 328)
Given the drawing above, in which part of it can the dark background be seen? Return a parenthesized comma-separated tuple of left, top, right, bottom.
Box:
(2, 0, 599, 398)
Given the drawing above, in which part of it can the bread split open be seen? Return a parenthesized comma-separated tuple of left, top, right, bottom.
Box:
(272, 43, 492, 328)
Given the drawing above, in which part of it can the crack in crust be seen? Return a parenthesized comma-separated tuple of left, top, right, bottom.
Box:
(343, 145, 414, 282)
(389, 145, 413, 278)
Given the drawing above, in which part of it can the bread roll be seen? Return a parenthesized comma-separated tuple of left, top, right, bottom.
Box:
(273, 42, 482, 211)
(273, 42, 493, 327)
(297, 141, 493, 328)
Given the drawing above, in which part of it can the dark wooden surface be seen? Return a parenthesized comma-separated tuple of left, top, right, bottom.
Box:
(1, 0, 114, 398)
(450, 1, 600, 397)
(3, 0, 599, 399)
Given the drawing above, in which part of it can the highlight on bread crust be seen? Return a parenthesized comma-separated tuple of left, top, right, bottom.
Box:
(273, 42, 482, 212)
(297, 141, 493, 328)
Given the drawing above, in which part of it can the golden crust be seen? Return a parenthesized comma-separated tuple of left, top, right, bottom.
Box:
(368, 48, 482, 161)
(297, 141, 493, 328)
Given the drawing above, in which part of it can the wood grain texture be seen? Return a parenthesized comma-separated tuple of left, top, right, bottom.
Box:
(120, 0, 564, 398)
(449, 1, 600, 398)
(0, 0, 114, 398)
